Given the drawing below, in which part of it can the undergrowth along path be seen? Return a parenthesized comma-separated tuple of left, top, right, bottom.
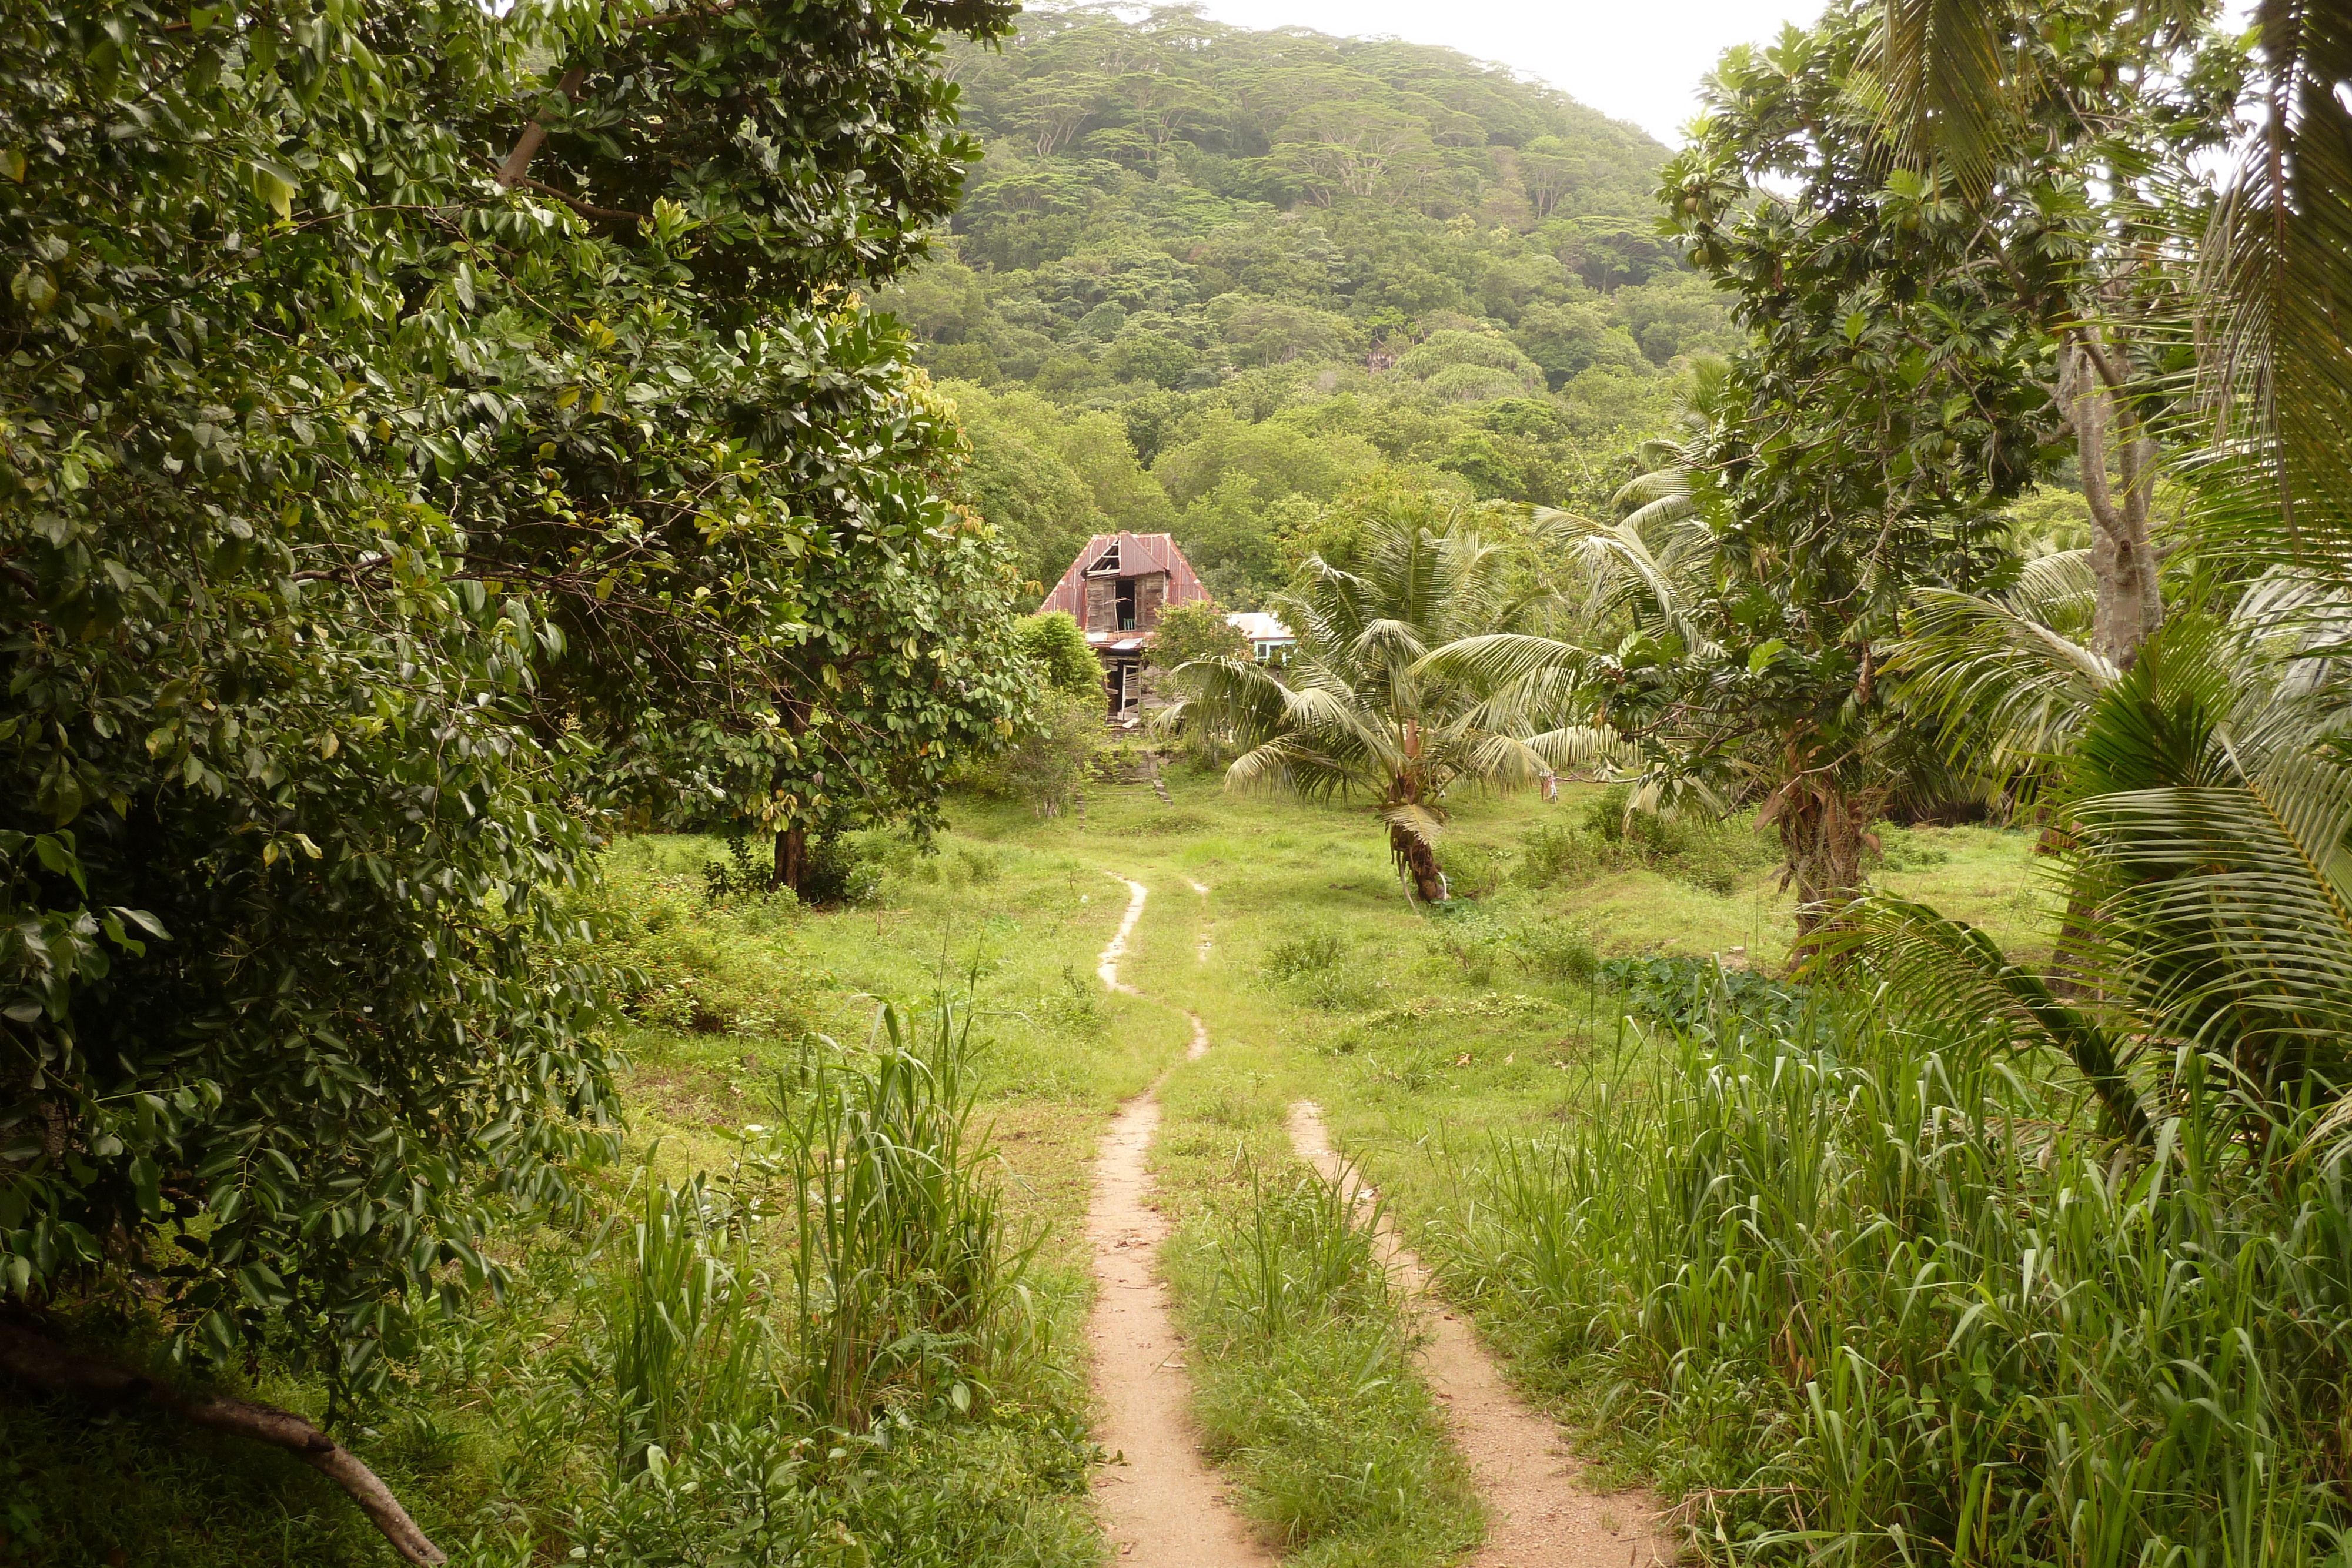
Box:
(1087, 877, 1268, 1567)
(1288, 1102, 1668, 1568)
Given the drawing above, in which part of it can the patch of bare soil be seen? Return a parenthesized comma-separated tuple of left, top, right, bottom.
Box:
(1186, 879, 1212, 964)
(1087, 879, 1271, 1566)
(1288, 1102, 1669, 1568)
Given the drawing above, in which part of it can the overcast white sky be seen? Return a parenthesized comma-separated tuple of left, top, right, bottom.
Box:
(1190, 0, 1835, 145)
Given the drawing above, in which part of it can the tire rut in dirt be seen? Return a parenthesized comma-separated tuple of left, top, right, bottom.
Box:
(1288, 1101, 1668, 1568)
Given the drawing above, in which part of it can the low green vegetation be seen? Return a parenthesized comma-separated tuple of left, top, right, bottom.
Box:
(1165, 1155, 1482, 1568)
(1441, 1008, 2352, 1560)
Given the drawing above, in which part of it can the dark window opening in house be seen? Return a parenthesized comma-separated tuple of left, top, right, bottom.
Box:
(1116, 578, 1137, 631)
(1104, 658, 1138, 717)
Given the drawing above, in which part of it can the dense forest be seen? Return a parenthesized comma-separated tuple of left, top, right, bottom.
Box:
(874, 4, 1735, 603)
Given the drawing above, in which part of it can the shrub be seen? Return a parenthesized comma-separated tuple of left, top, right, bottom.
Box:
(1511, 921, 1599, 984)
(977, 688, 1102, 818)
(752, 1000, 1041, 1432)
(1433, 839, 1504, 900)
(604, 1179, 772, 1475)
(1514, 822, 1598, 888)
(1581, 784, 1770, 895)
(800, 835, 883, 908)
(1598, 955, 1804, 1034)
(579, 846, 816, 1037)
(1014, 611, 1101, 698)
(1148, 601, 1250, 676)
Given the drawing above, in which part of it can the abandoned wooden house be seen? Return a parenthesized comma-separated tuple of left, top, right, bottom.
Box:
(1038, 531, 1212, 721)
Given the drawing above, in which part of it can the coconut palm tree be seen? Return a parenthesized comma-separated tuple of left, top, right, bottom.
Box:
(1861, 592, 2352, 1142)
(1839, 1, 2352, 1145)
(1167, 498, 1553, 902)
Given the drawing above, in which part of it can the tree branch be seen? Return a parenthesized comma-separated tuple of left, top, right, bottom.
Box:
(497, 66, 587, 190)
(505, 175, 643, 225)
(0, 1315, 447, 1566)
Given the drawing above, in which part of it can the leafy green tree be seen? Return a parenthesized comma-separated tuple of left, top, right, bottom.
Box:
(955, 414, 1110, 589)
(1440, 9, 2072, 956)
(1148, 601, 1251, 674)
(1176, 473, 1286, 605)
(1104, 327, 1204, 389)
(1153, 411, 1378, 510)
(1805, 1, 2246, 667)
(0, 0, 1020, 1462)
(1017, 611, 1104, 697)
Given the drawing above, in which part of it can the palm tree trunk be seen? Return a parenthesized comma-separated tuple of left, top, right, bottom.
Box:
(1778, 786, 1870, 969)
(1389, 821, 1448, 902)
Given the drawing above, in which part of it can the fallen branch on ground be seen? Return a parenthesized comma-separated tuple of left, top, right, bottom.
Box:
(0, 1314, 447, 1566)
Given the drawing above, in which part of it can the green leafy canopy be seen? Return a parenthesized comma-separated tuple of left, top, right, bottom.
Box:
(0, 0, 1022, 1392)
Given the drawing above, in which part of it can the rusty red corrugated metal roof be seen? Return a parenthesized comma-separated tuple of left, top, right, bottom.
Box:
(1038, 532, 1211, 620)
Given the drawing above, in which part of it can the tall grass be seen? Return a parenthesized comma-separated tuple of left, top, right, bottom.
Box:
(766, 998, 1044, 1432)
(1215, 1159, 1391, 1334)
(603, 1176, 771, 1473)
(555, 995, 1080, 1562)
(1446, 1005, 2352, 1562)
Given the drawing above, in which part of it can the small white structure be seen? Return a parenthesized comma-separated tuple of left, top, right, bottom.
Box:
(1226, 610, 1295, 663)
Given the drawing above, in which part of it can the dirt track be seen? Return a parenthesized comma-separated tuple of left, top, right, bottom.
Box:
(1288, 1101, 1668, 1568)
(1083, 873, 1660, 1567)
(1085, 879, 1270, 1566)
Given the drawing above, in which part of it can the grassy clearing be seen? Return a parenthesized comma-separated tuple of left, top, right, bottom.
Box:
(3, 765, 2063, 1566)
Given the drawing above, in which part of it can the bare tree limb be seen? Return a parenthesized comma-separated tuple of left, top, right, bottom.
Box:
(497, 66, 587, 190)
(505, 174, 643, 225)
(0, 1315, 447, 1567)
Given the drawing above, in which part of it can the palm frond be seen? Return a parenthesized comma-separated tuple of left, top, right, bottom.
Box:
(1843, 894, 2153, 1144)
(1417, 631, 1596, 693)
(1526, 723, 1639, 777)
(2197, 0, 2352, 591)
(1379, 800, 1447, 848)
(2011, 549, 2098, 634)
(1859, 0, 2024, 192)
(1893, 585, 2119, 774)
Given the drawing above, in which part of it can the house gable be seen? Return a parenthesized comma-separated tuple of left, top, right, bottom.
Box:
(1038, 533, 1210, 628)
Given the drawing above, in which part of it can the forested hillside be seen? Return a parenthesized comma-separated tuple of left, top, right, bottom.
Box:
(876, 3, 1732, 603)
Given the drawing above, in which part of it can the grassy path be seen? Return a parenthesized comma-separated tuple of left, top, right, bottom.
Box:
(1085, 874, 1272, 1566)
(1287, 1102, 1665, 1568)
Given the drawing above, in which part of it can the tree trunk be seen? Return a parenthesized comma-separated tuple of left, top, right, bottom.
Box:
(1776, 784, 1873, 970)
(773, 825, 806, 895)
(0, 1316, 446, 1564)
(1389, 821, 1448, 903)
(2065, 332, 2164, 668)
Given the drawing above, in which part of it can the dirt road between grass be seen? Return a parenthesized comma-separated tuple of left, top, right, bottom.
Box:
(1288, 1101, 1669, 1568)
(1087, 878, 1269, 1567)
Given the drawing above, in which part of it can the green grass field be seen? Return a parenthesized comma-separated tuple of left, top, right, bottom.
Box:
(0, 767, 2057, 1567)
